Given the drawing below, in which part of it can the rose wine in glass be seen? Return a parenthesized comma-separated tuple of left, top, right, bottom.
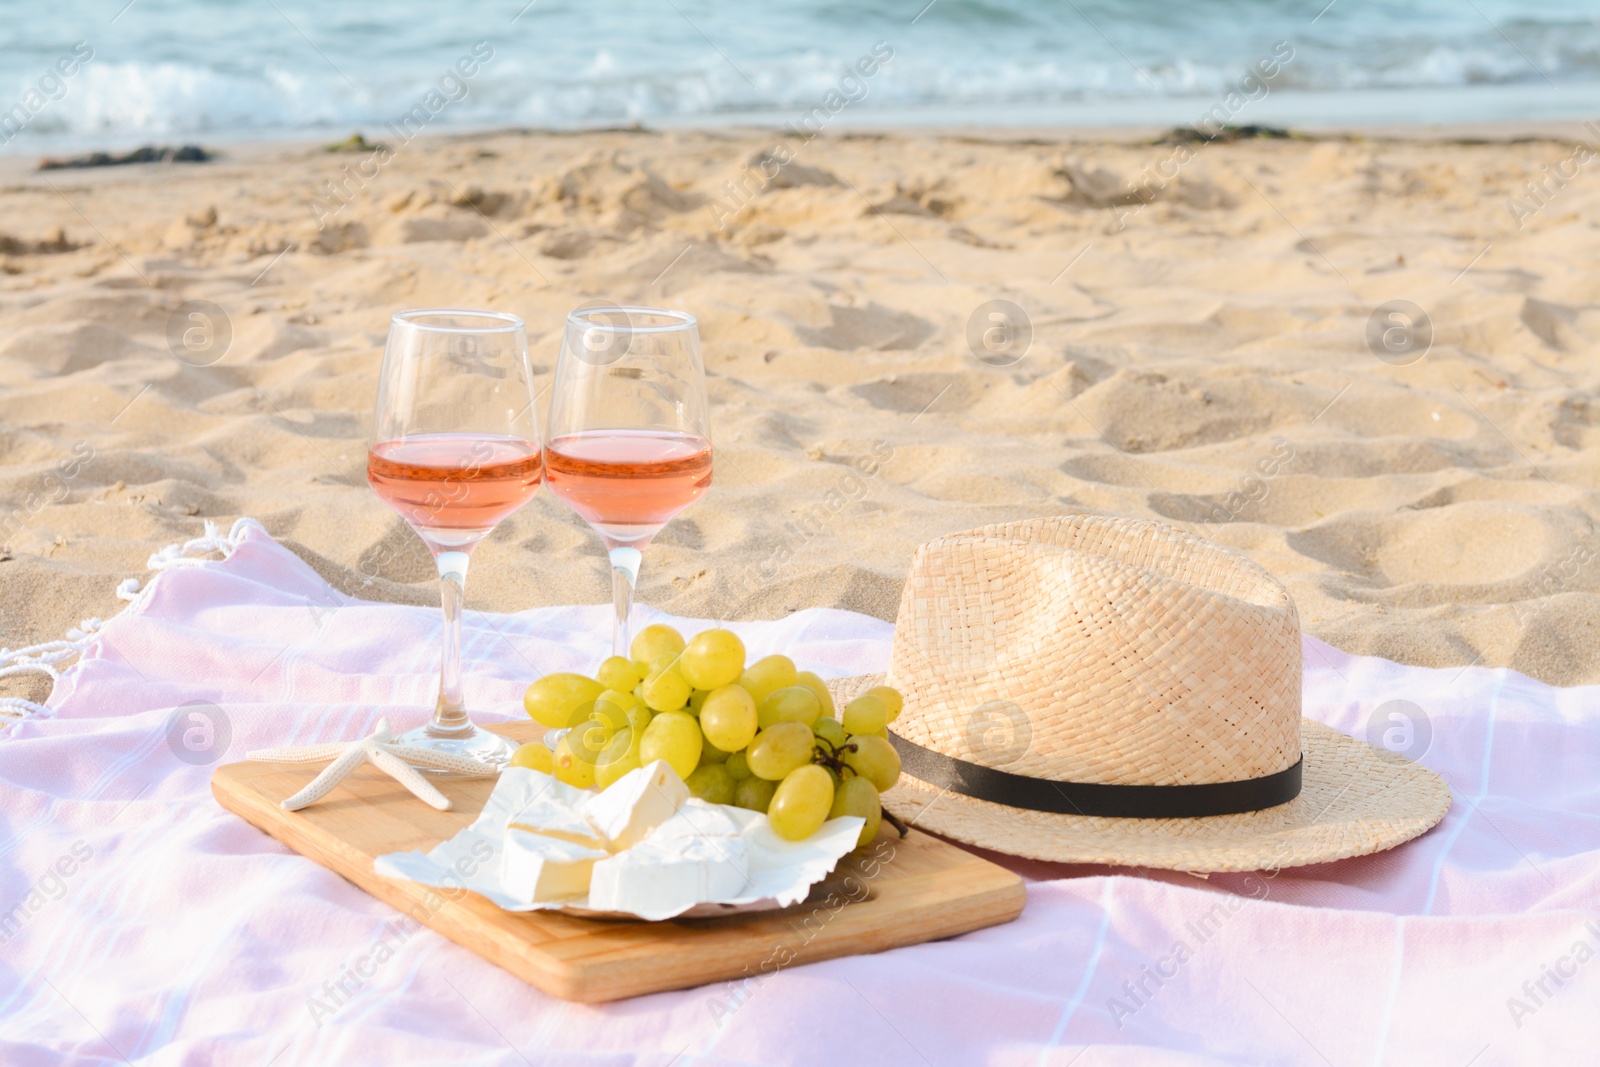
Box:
(368, 434, 543, 541)
(546, 308, 711, 660)
(543, 430, 712, 544)
(368, 310, 543, 770)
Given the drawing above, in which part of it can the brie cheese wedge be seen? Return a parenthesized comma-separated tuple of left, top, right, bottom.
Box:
(501, 827, 608, 904)
(586, 800, 750, 920)
(580, 759, 688, 851)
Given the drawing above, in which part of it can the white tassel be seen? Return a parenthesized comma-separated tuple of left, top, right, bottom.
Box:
(0, 637, 86, 720)
(0, 517, 266, 728)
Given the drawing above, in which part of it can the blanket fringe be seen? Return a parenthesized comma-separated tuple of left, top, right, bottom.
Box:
(0, 517, 262, 723)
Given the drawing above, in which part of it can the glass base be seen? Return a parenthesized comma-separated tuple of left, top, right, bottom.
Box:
(395, 722, 516, 774)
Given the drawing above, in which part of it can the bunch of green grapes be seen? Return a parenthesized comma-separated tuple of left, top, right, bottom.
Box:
(512, 623, 904, 848)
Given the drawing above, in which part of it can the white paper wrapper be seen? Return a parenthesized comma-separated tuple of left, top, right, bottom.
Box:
(374, 767, 864, 921)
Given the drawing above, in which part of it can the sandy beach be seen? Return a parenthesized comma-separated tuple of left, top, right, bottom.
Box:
(0, 125, 1596, 698)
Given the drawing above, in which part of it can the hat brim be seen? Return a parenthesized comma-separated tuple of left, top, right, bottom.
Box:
(831, 678, 1451, 873)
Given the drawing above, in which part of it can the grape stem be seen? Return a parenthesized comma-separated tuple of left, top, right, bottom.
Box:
(814, 738, 907, 837)
(812, 738, 857, 776)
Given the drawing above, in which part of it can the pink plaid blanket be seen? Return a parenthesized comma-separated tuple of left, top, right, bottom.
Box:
(1, 519, 1594, 1065)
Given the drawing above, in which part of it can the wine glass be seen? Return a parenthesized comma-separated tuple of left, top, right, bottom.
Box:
(545, 307, 712, 661)
(367, 309, 543, 770)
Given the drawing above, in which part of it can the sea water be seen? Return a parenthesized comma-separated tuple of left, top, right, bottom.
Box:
(1, 0, 1597, 152)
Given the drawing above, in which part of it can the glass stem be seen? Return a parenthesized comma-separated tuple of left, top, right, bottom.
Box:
(433, 550, 471, 733)
(609, 546, 642, 660)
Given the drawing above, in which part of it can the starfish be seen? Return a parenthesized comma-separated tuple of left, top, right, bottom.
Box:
(246, 718, 499, 812)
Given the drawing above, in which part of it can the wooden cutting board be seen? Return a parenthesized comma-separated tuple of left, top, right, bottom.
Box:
(210, 721, 1026, 1003)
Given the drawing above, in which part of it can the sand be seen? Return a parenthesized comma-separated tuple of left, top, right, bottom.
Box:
(0, 125, 1596, 702)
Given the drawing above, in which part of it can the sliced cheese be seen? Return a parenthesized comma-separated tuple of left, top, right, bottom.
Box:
(586, 801, 749, 919)
(581, 759, 688, 851)
(506, 789, 608, 850)
(501, 827, 607, 904)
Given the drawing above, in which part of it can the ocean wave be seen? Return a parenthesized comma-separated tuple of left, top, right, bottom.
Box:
(10, 62, 357, 139)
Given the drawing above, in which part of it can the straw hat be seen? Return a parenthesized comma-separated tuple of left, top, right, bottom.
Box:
(835, 516, 1451, 873)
